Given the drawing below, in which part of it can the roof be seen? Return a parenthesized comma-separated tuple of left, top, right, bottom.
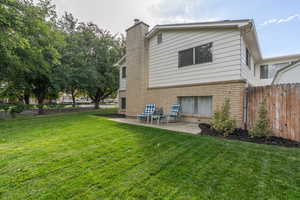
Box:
(272, 60, 300, 84)
(146, 19, 252, 39)
(261, 53, 300, 64)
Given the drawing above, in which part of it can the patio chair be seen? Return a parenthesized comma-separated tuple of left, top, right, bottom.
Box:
(151, 107, 166, 125)
(137, 104, 156, 123)
(166, 104, 181, 123)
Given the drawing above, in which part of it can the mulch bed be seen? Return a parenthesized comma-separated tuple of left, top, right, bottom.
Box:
(198, 123, 300, 148)
(94, 113, 126, 118)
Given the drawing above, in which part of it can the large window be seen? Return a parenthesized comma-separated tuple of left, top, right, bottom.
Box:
(178, 43, 213, 67)
(178, 96, 213, 116)
(195, 43, 213, 64)
(121, 67, 126, 78)
(260, 65, 269, 79)
(178, 48, 194, 67)
(121, 97, 126, 109)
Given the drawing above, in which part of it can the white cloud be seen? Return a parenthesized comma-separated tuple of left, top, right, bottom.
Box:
(47, 0, 221, 33)
(261, 14, 300, 26)
(49, 0, 161, 34)
(148, 0, 221, 24)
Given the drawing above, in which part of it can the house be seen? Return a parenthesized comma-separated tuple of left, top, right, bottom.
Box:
(272, 60, 300, 84)
(117, 19, 300, 126)
(255, 54, 300, 86)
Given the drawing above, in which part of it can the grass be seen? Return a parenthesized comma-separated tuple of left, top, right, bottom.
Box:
(0, 109, 299, 200)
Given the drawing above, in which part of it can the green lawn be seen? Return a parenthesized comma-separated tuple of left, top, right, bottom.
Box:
(0, 109, 299, 200)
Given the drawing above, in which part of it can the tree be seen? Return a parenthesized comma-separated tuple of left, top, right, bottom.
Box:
(0, 0, 64, 114)
(57, 13, 88, 107)
(0, 0, 31, 83)
(1, 0, 122, 112)
(75, 23, 122, 109)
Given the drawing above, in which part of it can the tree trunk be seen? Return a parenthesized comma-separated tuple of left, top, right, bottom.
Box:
(71, 92, 76, 108)
(91, 89, 102, 110)
(38, 98, 44, 115)
(94, 100, 100, 109)
(24, 90, 30, 105)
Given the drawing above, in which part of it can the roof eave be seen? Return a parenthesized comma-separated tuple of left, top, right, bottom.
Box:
(261, 53, 300, 63)
(145, 20, 251, 39)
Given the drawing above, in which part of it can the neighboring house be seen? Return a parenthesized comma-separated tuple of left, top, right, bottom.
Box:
(254, 54, 300, 86)
(272, 60, 300, 84)
(116, 19, 300, 126)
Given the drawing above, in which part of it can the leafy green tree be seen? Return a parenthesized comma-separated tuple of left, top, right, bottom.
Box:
(57, 13, 89, 107)
(1, 0, 122, 113)
(1, 0, 64, 114)
(74, 23, 122, 109)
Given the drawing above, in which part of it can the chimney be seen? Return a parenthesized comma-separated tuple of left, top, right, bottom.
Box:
(125, 20, 149, 116)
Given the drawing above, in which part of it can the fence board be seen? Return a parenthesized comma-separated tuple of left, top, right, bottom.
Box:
(246, 84, 300, 141)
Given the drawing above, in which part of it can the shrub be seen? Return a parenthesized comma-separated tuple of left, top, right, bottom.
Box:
(211, 98, 236, 137)
(0, 104, 10, 112)
(249, 100, 272, 138)
(56, 104, 67, 109)
(46, 104, 57, 109)
(10, 104, 26, 118)
(24, 104, 35, 110)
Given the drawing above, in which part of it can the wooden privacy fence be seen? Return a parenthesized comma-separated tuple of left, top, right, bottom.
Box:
(245, 84, 300, 141)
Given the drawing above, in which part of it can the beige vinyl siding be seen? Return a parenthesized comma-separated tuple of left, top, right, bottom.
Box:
(240, 38, 255, 84)
(148, 29, 242, 88)
(274, 63, 300, 84)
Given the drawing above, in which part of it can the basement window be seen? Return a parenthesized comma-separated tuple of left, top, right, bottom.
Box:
(121, 97, 126, 110)
(178, 96, 213, 116)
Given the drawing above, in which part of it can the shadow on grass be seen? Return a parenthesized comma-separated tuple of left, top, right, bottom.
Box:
(102, 120, 300, 199)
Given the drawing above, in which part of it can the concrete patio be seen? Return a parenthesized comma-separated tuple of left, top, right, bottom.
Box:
(109, 117, 200, 135)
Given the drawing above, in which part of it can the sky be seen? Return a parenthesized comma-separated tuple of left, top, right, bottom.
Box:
(50, 0, 300, 58)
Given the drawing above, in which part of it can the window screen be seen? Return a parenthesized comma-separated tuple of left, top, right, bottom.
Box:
(260, 65, 269, 79)
(178, 48, 194, 67)
(179, 96, 213, 116)
(180, 96, 195, 114)
(196, 96, 213, 116)
(195, 43, 213, 64)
